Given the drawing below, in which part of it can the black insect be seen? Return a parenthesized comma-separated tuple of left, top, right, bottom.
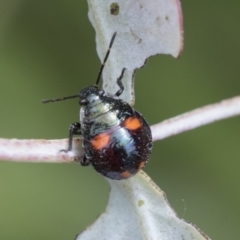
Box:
(42, 32, 152, 180)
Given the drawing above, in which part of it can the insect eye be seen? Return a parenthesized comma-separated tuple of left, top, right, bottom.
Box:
(80, 99, 88, 105)
(99, 89, 105, 96)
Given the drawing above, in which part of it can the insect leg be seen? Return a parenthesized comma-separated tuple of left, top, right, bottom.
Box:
(80, 155, 90, 166)
(115, 68, 126, 97)
(61, 122, 81, 152)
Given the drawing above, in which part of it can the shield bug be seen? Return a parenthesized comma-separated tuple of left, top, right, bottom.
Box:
(42, 32, 152, 180)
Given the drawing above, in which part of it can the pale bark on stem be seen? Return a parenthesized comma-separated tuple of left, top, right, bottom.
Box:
(151, 95, 240, 141)
(0, 95, 240, 163)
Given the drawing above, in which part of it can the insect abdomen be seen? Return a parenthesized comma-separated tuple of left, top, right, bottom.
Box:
(83, 111, 152, 180)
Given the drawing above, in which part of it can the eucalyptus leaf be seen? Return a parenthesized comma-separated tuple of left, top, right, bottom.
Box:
(76, 1, 210, 239)
(87, 0, 183, 105)
(76, 171, 209, 240)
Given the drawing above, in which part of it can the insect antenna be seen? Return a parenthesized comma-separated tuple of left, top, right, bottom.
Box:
(95, 32, 117, 87)
(42, 32, 117, 104)
(41, 94, 79, 104)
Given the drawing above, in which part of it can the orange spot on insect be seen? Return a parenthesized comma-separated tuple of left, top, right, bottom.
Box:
(120, 170, 132, 179)
(123, 117, 141, 130)
(91, 133, 110, 150)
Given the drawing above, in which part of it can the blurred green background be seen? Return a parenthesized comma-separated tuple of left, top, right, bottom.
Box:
(0, 0, 240, 239)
